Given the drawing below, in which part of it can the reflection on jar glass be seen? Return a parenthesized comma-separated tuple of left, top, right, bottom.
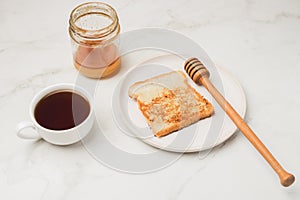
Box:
(69, 2, 121, 79)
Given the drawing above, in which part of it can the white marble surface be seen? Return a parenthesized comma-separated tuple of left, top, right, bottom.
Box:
(1, 0, 300, 199)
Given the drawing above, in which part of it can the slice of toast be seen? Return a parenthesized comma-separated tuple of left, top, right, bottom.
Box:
(128, 71, 214, 137)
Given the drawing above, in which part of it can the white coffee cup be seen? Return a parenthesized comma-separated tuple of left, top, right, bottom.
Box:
(16, 83, 94, 145)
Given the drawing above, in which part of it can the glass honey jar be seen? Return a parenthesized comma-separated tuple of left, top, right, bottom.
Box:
(69, 2, 121, 79)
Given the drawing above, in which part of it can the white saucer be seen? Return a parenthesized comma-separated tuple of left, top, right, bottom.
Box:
(112, 55, 246, 153)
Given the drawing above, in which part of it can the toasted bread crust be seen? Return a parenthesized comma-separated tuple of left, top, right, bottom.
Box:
(128, 71, 186, 99)
(129, 71, 214, 137)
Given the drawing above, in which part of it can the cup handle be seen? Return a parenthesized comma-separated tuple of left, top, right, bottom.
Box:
(16, 121, 41, 140)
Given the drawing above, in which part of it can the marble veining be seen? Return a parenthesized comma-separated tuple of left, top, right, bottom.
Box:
(0, 69, 62, 98)
(1, 0, 300, 199)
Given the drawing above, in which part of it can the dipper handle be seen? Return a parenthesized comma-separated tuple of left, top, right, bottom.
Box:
(184, 58, 295, 187)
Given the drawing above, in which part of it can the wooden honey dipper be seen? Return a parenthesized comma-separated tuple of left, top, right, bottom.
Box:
(184, 58, 295, 187)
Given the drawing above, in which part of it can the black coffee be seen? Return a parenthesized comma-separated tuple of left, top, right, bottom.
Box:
(34, 91, 90, 130)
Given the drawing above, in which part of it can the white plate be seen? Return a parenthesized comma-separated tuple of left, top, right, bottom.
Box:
(112, 55, 246, 153)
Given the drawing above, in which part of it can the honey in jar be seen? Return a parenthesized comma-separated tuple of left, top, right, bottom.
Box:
(69, 2, 121, 79)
